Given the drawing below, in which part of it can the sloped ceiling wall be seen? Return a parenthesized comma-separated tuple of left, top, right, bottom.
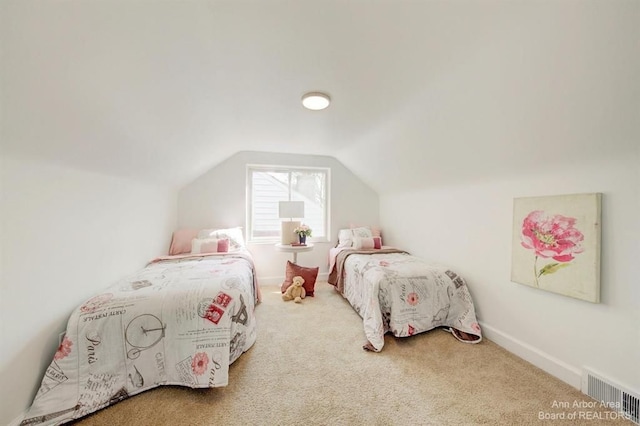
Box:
(4, 1, 635, 194)
(338, 2, 639, 194)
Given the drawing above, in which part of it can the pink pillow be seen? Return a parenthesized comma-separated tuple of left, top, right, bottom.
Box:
(169, 229, 199, 255)
(281, 261, 319, 297)
(191, 238, 230, 254)
(373, 236, 382, 249)
(353, 236, 382, 250)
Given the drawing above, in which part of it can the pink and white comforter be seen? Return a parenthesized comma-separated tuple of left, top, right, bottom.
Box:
(329, 249, 482, 351)
(20, 251, 259, 425)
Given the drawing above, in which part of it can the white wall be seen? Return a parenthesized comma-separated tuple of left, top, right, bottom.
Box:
(178, 151, 379, 281)
(0, 156, 177, 425)
(380, 152, 639, 391)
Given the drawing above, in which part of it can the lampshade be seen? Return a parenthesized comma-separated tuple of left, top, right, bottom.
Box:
(279, 201, 304, 219)
(301, 92, 331, 110)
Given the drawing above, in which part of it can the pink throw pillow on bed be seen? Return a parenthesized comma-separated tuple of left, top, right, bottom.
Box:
(353, 236, 382, 250)
(191, 238, 229, 254)
(373, 237, 382, 249)
(168, 229, 199, 255)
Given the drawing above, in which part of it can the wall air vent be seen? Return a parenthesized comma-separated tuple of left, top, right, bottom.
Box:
(582, 368, 639, 425)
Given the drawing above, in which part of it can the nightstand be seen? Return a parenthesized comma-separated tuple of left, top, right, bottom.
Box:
(275, 243, 314, 264)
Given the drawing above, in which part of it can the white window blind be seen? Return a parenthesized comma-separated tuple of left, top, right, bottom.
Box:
(247, 165, 329, 242)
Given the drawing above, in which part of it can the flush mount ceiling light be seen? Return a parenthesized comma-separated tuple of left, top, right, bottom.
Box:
(301, 92, 331, 110)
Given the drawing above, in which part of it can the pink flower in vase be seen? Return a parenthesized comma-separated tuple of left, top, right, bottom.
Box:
(293, 224, 312, 244)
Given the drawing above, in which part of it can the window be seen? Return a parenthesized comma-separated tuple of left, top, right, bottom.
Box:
(247, 165, 330, 243)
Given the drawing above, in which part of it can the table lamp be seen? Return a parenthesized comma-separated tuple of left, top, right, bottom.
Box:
(279, 201, 304, 245)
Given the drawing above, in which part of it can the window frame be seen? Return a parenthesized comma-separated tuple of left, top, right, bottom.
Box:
(246, 164, 331, 244)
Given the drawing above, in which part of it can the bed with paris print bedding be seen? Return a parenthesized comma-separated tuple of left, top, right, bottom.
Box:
(20, 250, 259, 426)
(328, 247, 482, 352)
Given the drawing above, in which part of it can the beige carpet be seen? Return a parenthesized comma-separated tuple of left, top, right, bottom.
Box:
(75, 282, 632, 425)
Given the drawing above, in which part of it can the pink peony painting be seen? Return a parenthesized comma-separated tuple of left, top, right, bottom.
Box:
(520, 210, 584, 286)
(511, 193, 601, 303)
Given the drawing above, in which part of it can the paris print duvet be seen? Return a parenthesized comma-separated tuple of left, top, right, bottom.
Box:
(20, 251, 259, 425)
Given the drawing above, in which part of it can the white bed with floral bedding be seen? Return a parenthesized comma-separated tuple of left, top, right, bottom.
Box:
(328, 247, 482, 351)
(20, 249, 259, 426)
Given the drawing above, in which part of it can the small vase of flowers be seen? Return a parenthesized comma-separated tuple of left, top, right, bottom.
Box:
(293, 224, 312, 245)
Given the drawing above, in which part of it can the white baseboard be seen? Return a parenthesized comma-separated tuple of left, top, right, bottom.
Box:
(257, 272, 329, 286)
(479, 322, 581, 389)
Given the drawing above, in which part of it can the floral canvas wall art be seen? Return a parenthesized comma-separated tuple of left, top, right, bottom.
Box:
(511, 193, 602, 303)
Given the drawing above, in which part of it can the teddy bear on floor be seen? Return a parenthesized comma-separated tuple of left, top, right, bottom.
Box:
(282, 276, 306, 303)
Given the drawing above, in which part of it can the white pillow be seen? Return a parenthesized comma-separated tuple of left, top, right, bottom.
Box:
(198, 229, 214, 239)
(351, 226, 373, 239)
(198, 227, 245, 250)
(337, 229, 353, 248)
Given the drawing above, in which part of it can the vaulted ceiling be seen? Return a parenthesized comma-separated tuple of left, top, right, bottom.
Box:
(2, 1, 637, 193)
